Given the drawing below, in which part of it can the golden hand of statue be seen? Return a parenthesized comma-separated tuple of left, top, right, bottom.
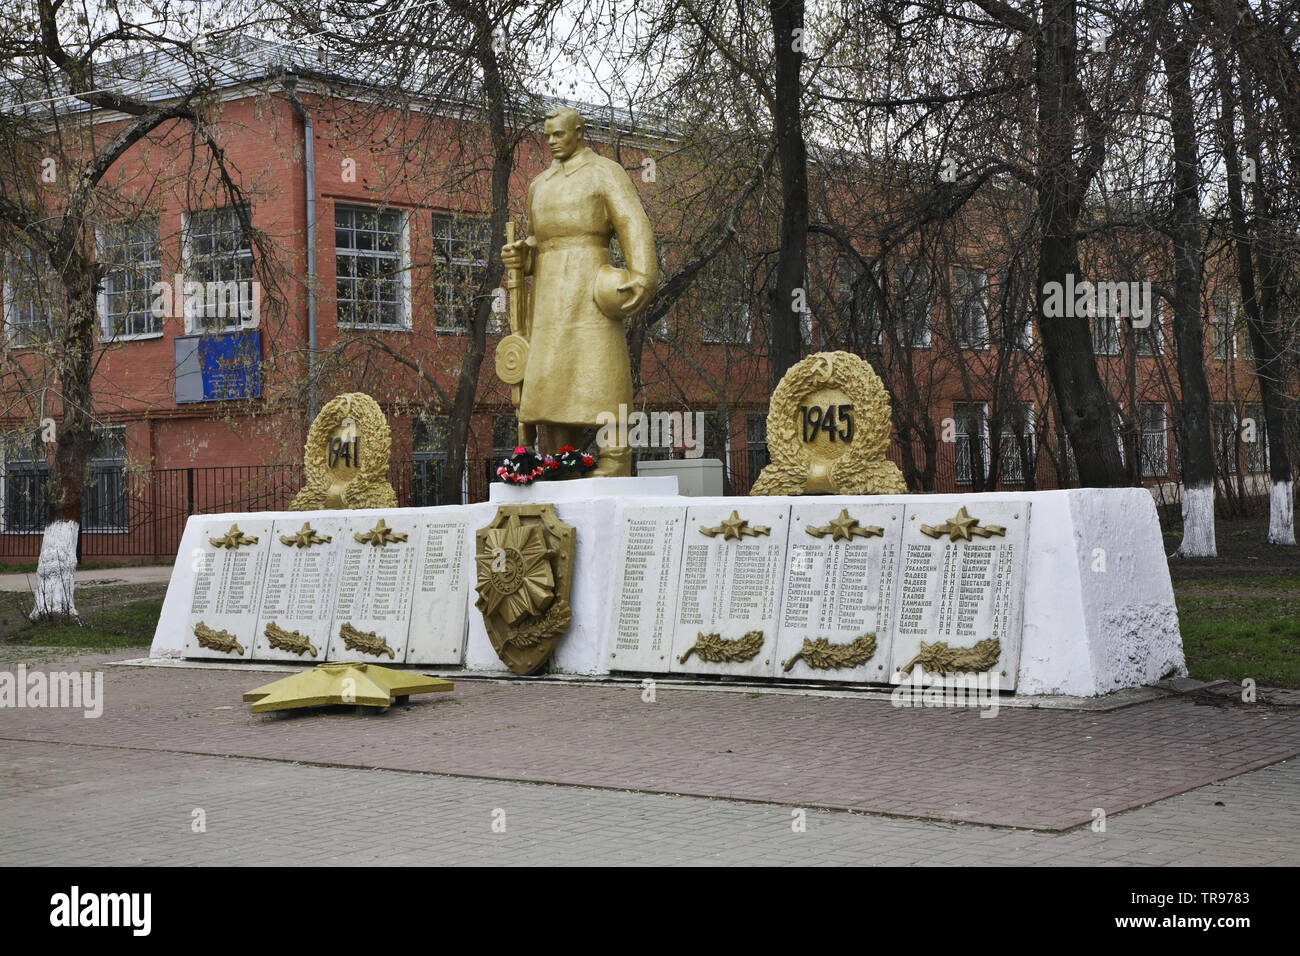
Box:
(617, 272, 653, 315)
(502, 239, 529, 272)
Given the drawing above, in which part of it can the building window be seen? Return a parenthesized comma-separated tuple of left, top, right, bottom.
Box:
(699, 249, 751, 345)
(1211, 403, 1238, 475)
(83, 427, 129, 532)
(1140, 403, 1168, 478)
(1244, 403, 1269, 473)
(893, 261, 931, 348)
(99, 217, 162, 339)
(433, 213, 491, 333)
(1211, 293, 1236, 361)
(953, 402, 989, 485)
(2, 426, 127, 533)
(183, 206, 255, 333)
(998, 405, 1035, 484)
(3, 248, 59, 348)
(953, 266, 989, 349)
(335, 204, 409, 330)
(1091, 310, 1120, 356)
(838, 256, 882, 348)
(2, 432, 47, 532)
(744, 413, 769, 489)
(1135, 297, 1162, 356)
(412, 415, 449, 506)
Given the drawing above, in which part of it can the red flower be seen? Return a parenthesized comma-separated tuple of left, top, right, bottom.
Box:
(557, 445, 575, 454)
(513, 445, 527, 455)
(582, 456, 594, 466)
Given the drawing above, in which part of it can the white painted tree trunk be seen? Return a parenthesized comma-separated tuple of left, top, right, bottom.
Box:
(1268, 480, 1296, 545)
(30, 519, 80, 622)
(1175, 483, 1216, 558)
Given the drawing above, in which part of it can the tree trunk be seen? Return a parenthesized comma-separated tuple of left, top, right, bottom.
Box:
(1033, 1, 1127, 487)
(1219, 56, 1295, 544)
(439, 18, 512, 504)
(766, 0, 809, 387)
(1162, 22, 1216, 557)
(32, 275, 97, 621)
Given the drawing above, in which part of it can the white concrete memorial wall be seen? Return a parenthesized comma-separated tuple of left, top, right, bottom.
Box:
(150, 486, 1183, 697)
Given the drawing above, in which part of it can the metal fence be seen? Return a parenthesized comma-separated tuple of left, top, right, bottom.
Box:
(0, 441, 1287, 560)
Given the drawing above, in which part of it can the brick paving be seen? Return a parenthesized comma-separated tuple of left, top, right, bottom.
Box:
(0, 739, 1295, 865)
(1, 651, 1297, 832)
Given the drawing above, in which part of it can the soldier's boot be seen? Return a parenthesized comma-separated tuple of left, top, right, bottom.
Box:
(591, 443, 632, 477)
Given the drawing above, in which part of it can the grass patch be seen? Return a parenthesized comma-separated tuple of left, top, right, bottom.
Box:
(0, 586, 163, 650)
(1176, 580, 1300, 687)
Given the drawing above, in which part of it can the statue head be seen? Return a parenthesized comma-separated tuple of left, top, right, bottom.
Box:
(543, 107, 585, 162)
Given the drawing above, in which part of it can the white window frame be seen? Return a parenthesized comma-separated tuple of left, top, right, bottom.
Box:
(998, 404, 1035, 484)
(1136, 296, 1163, 356)
(1243, 403, 1269, 474)
(838, 257, 883, 347)
(181, 206, 257, 334)
(335, 203, 412, 332)
(954, 402, 990, 485)
(1211, 293, 1236, 361)
(953, 265, 989, 350)
(3, 249, 58, 349)
(1140, 403, 1168, 478)
(433, 213, 491, 334)
(894, 261, 932, 349)
(97, 217, 163, 341)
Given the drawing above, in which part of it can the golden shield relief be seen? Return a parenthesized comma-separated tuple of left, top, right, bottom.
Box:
(474, 505, 576, 675)
(751, 351, 908, 497)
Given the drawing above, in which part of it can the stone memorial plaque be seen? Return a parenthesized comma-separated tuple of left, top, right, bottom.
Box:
(251, 517, 346, 662)
(326, 513, 421, 663)
(406, 511, 473, 664)
(774, 502, 904, 683)
(606, 505, 688, 673)
(888, 501, 1030, 690)
(183, 518, 275, 660)
(669, 503, 790, 678)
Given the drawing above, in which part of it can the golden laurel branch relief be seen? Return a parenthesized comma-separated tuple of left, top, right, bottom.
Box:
(919, 506, 1006, 542)
(208, 524, 258, 549)
(279, 522, 332, 548)
(503, 599, 572, 649)
(699, 511, 770, 540)
(339, 622, 396, 659)
(194, 621, 245, 655)
(751, 350, 907, 496)
(677, 630, 765, 665)
(782, 633, 877, 672)
(264, 622, 318, 657)
(899, 638, 1001, 676)
(353, 519, 408, 547)
(805, 509, 883, 541)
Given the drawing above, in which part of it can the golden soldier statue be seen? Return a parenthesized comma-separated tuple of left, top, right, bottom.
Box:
(499, 107, 658, 477)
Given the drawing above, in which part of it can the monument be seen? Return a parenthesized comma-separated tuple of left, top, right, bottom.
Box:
(498, 106, 659, 475)
(290, 392, 397, 510)
(751, 351, 907, 496)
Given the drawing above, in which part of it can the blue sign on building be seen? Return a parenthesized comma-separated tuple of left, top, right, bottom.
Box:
(174, 331, 262, 403)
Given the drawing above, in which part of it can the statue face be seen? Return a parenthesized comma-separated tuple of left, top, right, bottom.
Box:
(543, 115, 582, 162)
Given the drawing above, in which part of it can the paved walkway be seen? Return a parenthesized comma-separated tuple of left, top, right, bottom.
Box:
(0, 738, 1293, 865)
(0, 564, 173, 591)
(1, 650, 1298, 863)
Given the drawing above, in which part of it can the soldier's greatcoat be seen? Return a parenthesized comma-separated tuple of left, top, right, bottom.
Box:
(517, 145, 658, 426)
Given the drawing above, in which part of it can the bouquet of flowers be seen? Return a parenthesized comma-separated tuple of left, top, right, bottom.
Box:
(496, 446, 552, 485)
(495, 445, 597, 484)
(553, 445, 597, 477)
